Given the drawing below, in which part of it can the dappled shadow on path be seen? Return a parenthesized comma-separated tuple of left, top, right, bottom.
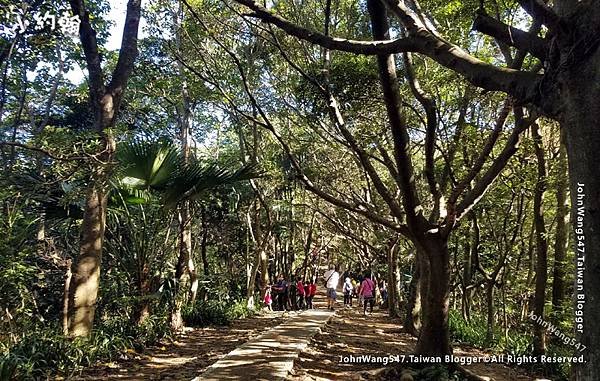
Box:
(288, 305, 539, 381)
(73, 314, 286, 380)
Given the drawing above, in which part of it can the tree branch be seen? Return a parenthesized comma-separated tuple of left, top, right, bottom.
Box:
(69, 0, 105, 111)
(515, 0, 562, 30)
(233, 0, 421, 54)
(368, 0, 425, 230)
(0, 142, 86, 161)
(473, 10, 548, 61)
(233, 0, 542, 103)
(403, 51, 440, 218)
(107, 0, 142, 95)
(451, 107, 535, 224)
(447, 98, 511, 208)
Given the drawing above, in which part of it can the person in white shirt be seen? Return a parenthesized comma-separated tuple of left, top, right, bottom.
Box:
(323, 265, 340, 310)
(343, 277, 354, 307)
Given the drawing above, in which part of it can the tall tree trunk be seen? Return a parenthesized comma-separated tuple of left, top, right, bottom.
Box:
(67, 0, 142, 337)
(560, 56, 600, 378)
(200, 207, 209, 278)
(387, 236, 401, 318)
(531, 123, 548, 356)
(68, 182, 108, 336)
(415, 234, 451, 357)
(62, 259, 72, 335)
(403, 253, 421, 336)
(170, 2, 196, 331)
(463, 212, 479, 322)
(170, 205, 192, 331)
(245, 209, 259, 309)
(485, 281, 494, 345)
(551, 139, 568, 318)
(133, 264, 151, 325)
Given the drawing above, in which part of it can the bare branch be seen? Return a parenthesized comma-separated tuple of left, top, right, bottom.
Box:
(403, 52, 440, 216)
(232, 0, 541, 103)
(448, 98, 512, 208)
(451, 107, 536, 224)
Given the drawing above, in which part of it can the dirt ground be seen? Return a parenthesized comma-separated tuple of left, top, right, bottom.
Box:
(72, 313, 287, 380)
(287, 302, 541, 381)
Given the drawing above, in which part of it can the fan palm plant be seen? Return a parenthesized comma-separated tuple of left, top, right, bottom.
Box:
(116, 139, 259, 205)
(117, 139, 180, 194)
(111, 139, 260, 326)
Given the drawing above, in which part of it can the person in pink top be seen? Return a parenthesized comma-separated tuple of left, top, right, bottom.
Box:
(359, 271, 376, 316)
(264, 287, 273, 311)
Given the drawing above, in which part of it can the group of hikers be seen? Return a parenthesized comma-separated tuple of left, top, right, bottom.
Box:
(326, 265, 387, 315)
(263, 264, 388, 316)
(263, 274, 317, 311)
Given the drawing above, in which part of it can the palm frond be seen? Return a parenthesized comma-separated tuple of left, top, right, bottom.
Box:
(117, 139, 181, 191)
(162, 161, 261, 208)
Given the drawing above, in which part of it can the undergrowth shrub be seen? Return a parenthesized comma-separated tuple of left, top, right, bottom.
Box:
(183, 300, 253, 327)
(449, 310, 531, 355)
(448, 311, 571, 380)
(0, 315, 171, 380)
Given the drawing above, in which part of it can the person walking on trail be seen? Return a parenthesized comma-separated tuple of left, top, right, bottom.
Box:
(380, 280, 388, 306)
(289, 277, 297, 310)
(296, 276, 306, 309)
(306, 279, 316, 309)
(272, 274, 288, 311)
(360, 272, 376, 316)
(264, 287, 273, 311)
(356, 273, 364, 309)
(343, 276, 354, 307)
(323, 265, 340, 311)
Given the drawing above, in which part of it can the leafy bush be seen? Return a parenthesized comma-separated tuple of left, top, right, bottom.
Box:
(412, 365, 465, 381)
(449, 310, 531, 355)
(0, 354, 18, 381)
(183, 300, 253, 327)
(449, 311, 571, 380)
(449, 311, 490, 348)
(0, 316, 171, 380)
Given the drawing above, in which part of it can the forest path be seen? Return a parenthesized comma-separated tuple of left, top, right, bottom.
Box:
(71, 285, 540, 381)
(288, 301, 541, 381)
(195, 308, 333, 381)
(72, 313, 289, 380)
(73, 288, 332, 380)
